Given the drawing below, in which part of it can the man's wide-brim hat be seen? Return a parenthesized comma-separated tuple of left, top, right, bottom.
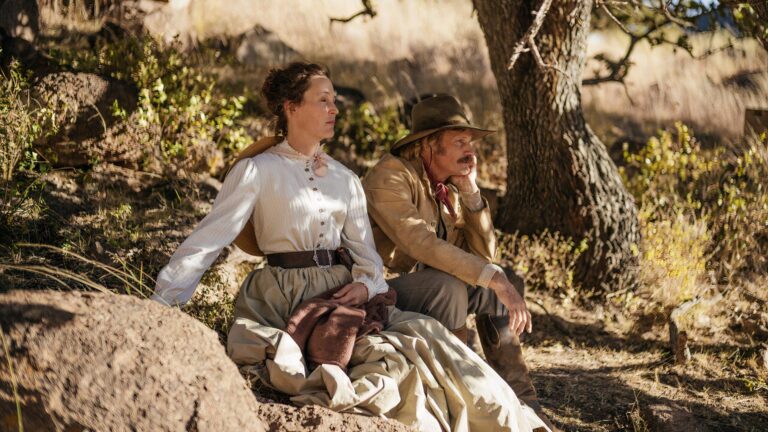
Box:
(391, 94, 495, 154)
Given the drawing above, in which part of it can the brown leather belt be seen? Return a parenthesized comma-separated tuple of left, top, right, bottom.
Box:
(266, 249, 352, 269)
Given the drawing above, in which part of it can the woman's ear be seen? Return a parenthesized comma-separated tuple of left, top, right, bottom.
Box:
(284, 100, 296, 116)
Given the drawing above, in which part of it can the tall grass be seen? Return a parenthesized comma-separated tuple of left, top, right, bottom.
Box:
(0, 330, 23, 432)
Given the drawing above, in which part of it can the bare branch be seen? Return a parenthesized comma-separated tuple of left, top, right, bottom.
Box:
(692, 41, 739, 60)
(507, 0, 554, 70)
(528, 35, 569, 78)
(600, 3, 631, 35)
(329, 0, 377, 25)
(659, 0, 695, 29)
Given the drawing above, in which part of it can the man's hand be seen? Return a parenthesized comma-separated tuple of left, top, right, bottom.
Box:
(448, 154, 479, 193)
(488, 271, 532, 336)
(332, 282, 368, 307)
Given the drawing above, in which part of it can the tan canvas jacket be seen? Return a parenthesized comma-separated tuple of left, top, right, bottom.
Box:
(362, 153, 497, 286)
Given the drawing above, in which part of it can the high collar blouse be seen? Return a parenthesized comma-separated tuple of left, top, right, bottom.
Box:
(152, 140, 389, 306)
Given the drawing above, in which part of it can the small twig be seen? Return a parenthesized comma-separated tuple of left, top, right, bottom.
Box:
(330, 0, 377, 24)
(528, 35, 571, 79)
(0, 331, 24, 432)
(659, 0, 695, 29)
(507, 0, 554, 71)
(87, 102, 107, 135)
(692, 41, 737, 60)
(600, 3, 632, 35)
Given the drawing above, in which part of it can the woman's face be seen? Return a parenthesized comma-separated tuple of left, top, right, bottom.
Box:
(286, 75, 338, 140)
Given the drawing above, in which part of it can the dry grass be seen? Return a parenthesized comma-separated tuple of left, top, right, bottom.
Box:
(584, 29, 768, 145)
(133, 2, 767, 137)
(636, 210, 711, 309)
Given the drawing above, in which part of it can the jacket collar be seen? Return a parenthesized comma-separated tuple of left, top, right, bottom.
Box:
(400, 155, 433, 196)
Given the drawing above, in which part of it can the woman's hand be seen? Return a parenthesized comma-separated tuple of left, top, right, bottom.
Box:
(332, 282, 369, 307)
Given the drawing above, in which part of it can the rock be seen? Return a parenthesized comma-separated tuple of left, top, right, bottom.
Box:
(745, 108, 768, 137)
(31, 72, 145, 168)
(235, 24, 303, 67)
(641, 403, 709, 432)
(142, 0, 199, 49)
(0, 289, 414, 432)
(334, 85, 366, 111)
(0, 0, 39, 42)
(0, 290, 267, 432)
(257, 403, 415, 432)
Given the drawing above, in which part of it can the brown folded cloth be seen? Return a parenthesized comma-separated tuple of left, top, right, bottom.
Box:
(284, 287, 397, 370)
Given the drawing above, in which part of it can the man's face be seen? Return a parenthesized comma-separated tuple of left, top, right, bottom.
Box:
(427, 129, 476, 179)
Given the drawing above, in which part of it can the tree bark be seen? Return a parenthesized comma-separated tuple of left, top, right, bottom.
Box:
(473, 0, 640, 292)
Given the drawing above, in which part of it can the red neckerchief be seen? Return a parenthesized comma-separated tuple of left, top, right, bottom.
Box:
(423, 160, 457, 219)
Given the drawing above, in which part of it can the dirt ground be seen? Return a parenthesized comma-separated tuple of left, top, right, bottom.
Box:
(514, 289, 768, 432)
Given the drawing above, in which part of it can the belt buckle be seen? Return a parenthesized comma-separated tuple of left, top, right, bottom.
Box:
(312, 248, 332, 269)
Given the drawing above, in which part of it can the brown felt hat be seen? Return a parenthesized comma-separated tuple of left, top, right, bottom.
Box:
(391, 95, 495, 154)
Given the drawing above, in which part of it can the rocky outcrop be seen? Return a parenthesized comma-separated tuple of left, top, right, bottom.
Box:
(31, 72, 150, 168)
(0, 290, 266, 432)
(235, 24, 303, 67)
(0, 289, 416, 431)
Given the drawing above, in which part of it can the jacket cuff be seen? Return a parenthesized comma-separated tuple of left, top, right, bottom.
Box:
(476, 263, 504, 288)
(459, 190, 485, 212)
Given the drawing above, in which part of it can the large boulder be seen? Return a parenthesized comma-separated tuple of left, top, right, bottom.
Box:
(0, 290, 266, 432)
(235, 24, 303, 67)
(31, 72, 148, 168)
(0, 0, 39, 43)
(0, 289, 416, 432)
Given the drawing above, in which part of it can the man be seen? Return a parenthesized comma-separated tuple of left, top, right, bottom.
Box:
(363, 95, 556, 429)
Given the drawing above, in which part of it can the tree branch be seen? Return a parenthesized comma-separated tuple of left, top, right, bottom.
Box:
(329, 0, 377, 24)
(506, 0, 554, 71)
(528, 34, 569, 78)
(584, 1, 718, 86)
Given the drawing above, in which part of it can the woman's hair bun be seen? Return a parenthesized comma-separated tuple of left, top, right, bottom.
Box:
(260, 62, 328, 135)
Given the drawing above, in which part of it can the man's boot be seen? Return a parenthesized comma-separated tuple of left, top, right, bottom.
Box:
(451, 324, 468, 344)
(476, 313, 558, 431)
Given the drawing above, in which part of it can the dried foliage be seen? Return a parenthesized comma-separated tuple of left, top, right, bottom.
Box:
(622, 122, 768, 285)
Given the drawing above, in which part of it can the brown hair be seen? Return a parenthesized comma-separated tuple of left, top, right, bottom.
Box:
(261, 62, 329, 135)
(398, 128, 467, 161)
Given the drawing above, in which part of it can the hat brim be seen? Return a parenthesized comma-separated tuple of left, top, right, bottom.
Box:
(391, 125, 495, 154)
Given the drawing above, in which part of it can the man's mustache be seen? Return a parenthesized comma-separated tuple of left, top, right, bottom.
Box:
(457, 155, 475, 164)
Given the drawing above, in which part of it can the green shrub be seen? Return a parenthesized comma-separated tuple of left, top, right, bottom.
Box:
(328, 102, 408, 167)
(0, 60, 57, 231)
(497, 230, 587, 298)
(622, 122, 768, 283)
(0, 60, 56, 181)
(49, 36, 252, 174)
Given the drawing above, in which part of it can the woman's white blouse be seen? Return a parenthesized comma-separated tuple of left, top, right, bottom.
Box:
(151, 140, 389, 306)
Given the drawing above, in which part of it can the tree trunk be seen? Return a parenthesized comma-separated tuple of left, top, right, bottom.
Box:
(473, 0, 640, 293)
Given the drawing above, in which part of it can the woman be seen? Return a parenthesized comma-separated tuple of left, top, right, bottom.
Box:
(152, 62, 549, 432)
